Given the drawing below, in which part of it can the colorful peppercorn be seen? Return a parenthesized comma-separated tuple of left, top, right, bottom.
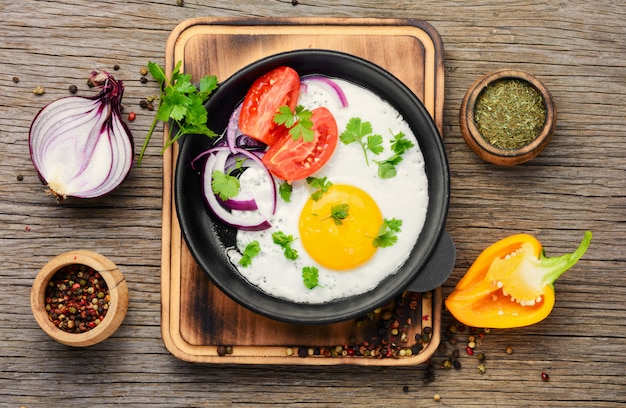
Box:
(44, 264, 109, 333)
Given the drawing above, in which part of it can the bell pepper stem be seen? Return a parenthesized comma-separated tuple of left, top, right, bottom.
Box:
(540, 231, 592, 285)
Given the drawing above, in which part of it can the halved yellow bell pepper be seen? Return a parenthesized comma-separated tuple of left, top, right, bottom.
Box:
(445, 231, 591, 328)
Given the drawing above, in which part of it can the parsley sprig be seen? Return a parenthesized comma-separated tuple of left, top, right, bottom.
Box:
(139, 61, 218, 166)
(374, 131, 416, 179)
(306, 176, 333, 201)
(239, 241, 260, 267)
(340, 117, 384, 165)
(274, 105, 314, 142)
(322, 203, 350, 226)
(272, 231, 299, 260)
(211, 170, 240, 201)
(278, 182, 293, 202)
(373, 218, 403, 248)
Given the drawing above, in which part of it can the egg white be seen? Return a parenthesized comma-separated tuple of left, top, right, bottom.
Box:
(228, 78, 429, 304)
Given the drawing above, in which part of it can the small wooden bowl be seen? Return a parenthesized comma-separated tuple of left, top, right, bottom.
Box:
(31, 250, 128, 347)
(459, 69, 556, 165)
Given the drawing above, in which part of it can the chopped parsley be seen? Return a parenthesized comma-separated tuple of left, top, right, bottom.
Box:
(140, 61, 218, 166)
(239, 241, 260, 267)
(272, 231, 299, 260)
(302, 266, 321, 289)
(274, 104, 314, 142)
(339, 117, 384, 165)
(373, 218, 403, 248)
(306, 176, 333, 201)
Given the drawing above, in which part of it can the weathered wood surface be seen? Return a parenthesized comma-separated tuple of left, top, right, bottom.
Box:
(1, 1, 625, 407)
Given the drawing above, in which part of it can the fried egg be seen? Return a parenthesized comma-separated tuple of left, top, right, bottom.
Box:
(227, 78, 428, 304)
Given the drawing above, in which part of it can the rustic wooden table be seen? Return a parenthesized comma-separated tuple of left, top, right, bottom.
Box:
(2, 1, 624, 407)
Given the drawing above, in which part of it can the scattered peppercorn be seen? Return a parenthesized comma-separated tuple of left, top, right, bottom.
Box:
(68, 84, 78, 94)
(177, 0, 184, 6)
(217, 345, 226, 356)
(17, 174, 24, 182)
(477, 363, 486, 374)
(113, 64, 120, 71)
(33, 86, 45, 95)
(140, 77, 148, 84)
(128, 112, 136, 121)
(506, 346, 514, 354)
(433, 394, 441, 402)
(146, 102, 155, 111)
(541, 372, 550, 381)
(140, 66, 149, 76)
(139, 99, 148, 109)
(466, 346, 474, 356)
(12, 76, 20, 83)
(291, 0, 299, 5)
(477, 352, 486, 362)
(44, 264, 109, 333)
(402, 386, 409, 393)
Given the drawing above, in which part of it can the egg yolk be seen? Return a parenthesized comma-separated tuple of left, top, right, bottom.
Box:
(299, 184, 382, 270)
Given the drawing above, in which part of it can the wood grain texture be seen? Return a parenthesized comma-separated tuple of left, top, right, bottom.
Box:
(1, 0, 625, 406)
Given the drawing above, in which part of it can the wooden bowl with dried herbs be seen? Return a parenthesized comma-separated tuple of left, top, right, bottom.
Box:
(30, 250, 128, 347)
(459, 69, 556, 165)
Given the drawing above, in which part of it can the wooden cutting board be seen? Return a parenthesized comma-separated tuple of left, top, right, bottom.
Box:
(161, 17, 445, 365)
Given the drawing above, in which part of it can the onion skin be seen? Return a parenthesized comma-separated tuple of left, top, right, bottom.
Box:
(28, 71, 134, 201)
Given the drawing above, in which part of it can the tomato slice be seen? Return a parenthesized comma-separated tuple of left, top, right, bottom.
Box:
(262, 107, 338, 182)
(238, 66, 301, 146)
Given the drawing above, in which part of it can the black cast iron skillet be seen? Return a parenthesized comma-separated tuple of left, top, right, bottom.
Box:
(175, 49, 454, 325)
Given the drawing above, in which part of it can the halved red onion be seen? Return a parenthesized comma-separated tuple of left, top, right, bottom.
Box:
(301, 76, 349, 107)
(197, 146, 276, 231)
(29, 71, 133, 201)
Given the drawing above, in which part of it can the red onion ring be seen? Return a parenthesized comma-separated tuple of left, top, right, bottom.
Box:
(301, 76, 349, 107)
(196, 146, 276, 231)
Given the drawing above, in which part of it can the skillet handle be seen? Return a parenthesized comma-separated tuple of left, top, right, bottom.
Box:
(405, 230, 456, 293)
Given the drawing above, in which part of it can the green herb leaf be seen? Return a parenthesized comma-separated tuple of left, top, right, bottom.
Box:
(147, 61, 166, 84)
(272, 231, 299, 261)
(390, 131, 415, 155)
(322, 203, 350, 226)
(279, 182, 293, 202)
(340, 117, 383, 165)
(211, 170, 240, 201)
(373, 218, 403, 248)
(274, 105, 298, 128)
(139, 61, 218, 166)
(306, 176, 333, 201)
(302, 266, 321, 289)
(376, 155, 403, 179)
(373, 131, 415, 179)
(239, 241, 260, 267)
(274, 105, 314, 142)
